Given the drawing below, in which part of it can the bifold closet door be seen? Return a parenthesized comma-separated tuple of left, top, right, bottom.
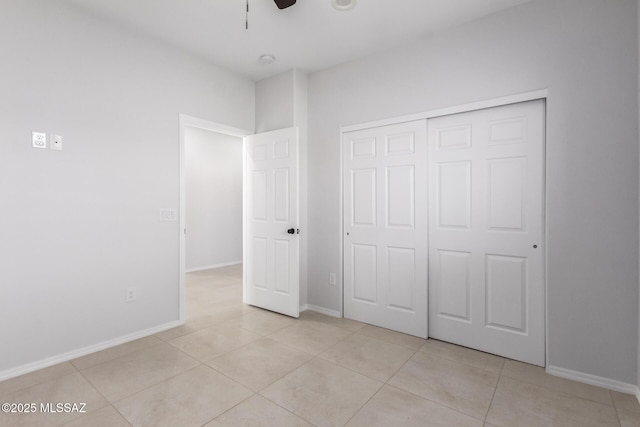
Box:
(343, 120, 428, 338)
(428, 100, 545, 366)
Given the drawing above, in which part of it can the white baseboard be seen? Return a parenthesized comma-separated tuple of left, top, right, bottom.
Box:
(546, 365, 638, 395)
(0, 320, 184, 382)
(186, 260, 242, 273)
(301, 304, 341, 318)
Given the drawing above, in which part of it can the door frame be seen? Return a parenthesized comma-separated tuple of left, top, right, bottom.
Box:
(338, 89, 548, 360)
(178, 114, 252, 323)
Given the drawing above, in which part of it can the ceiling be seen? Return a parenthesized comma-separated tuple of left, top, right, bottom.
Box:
(61, 0, 531, 81)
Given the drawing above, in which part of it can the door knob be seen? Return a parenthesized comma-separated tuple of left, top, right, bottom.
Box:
(287, 228, 295, 234)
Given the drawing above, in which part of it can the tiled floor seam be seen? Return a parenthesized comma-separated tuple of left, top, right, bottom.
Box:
(418, 346, 505, 376)
(73, 368, 132, 427)
(340, 382, 385, 427)
(267, 324, 358, 357)
(202, 357, 279, 393)
(383, 343, 488, 425)
(256, 387, 322, 426)
(498, 370, 618, 408)
(195, 391, 258, 427)
(381, 382, 487, 425)
(0, 364, 81, 401)
(70, 340, 167, 372)
(105, 362, 253, 426)
(318, 340, 488, 426)
(613, 407, 623, 427)
(353, 329, 426, 352)
(608, 390, 620, 414)
(250, 341, 370, 427)
(481, 357, 505, 423)
(98, 362, 206, 405)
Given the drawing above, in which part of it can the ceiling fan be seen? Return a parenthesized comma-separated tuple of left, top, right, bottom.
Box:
(273, 0, 296, 9)
(273, 0, 356, 10)
(247, 0, 354, 29)
(245, 0, 296, 29)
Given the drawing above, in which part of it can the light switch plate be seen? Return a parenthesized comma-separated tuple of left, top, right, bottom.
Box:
(159, 209, 177, 222)
(50, 134, 62, 150)
(32, 132, 46, 149)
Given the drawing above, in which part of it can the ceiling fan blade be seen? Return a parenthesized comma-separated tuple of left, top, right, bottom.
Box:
(274, 0, 296, 9)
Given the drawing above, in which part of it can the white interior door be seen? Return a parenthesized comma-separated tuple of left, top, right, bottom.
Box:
(428, 100, 545, 365)
(343, 120, 428, 338)
(245, 127, 300, 318)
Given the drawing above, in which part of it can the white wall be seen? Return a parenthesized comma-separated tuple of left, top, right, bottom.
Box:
(307, 0, 639, 385)
(255, 70, 295, 133)
(0, 0, 254, 376)
(185, 128, 243, 271)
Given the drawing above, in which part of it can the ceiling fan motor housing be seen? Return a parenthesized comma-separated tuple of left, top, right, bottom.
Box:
(274, 0, 296, 9)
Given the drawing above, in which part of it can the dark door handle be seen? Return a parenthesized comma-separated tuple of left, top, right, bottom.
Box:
(287, 228, 295, 234)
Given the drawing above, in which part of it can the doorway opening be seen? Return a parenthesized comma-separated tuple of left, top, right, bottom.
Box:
(179, 114, 252, 323)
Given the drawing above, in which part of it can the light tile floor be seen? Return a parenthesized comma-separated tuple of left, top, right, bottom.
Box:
(1, 264, 639, 426)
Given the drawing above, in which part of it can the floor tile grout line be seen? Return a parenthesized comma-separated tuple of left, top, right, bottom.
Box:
(379, 342, 490, 424)
(75, 339, 196, 378)
(613, 406, 624, 427)
(353, 326, 426, 352)
(253, 332, 373, 427)
(73, 368, 134, 427)
(102, 362, 206, 407)
(202, 355, 287, 394)
(264, 323, 356, 357)
(482, 357, 505, 422)
(206, 390, 315, 427)
(420, 340, 507, 375)
(337, 340, 426, 426)
(316, 336, 422, 426)
(195, 390, 258, 427)
(0, 365, 79, 401)
(499, 363, 618, 408)
(382, 339, 424, 382)
(339, 382, 385, 427)
(69, 338, 166, 373)
(257, 382, 323, 427)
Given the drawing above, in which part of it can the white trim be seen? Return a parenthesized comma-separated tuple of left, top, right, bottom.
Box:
(340, 89, 548, 133)
(242, 137, 248, 304)
(179, 120, 186, 324)
(0, 320, 183, 382)
(542, 100, 549, 368)
(179, 114, 253, 138)
(185, 261, 242, 273)
(338, 126, 344, 318)
(301, 304, 342, 318)
(178, 115, 252, 316)
(546, 365, 639, 395)
(636, 386, 640, 405)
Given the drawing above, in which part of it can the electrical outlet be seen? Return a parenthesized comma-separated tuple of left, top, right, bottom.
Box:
(126, 287, 137, 303)
(329, 273, 336, 286)
(32, 131, 46, 149)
